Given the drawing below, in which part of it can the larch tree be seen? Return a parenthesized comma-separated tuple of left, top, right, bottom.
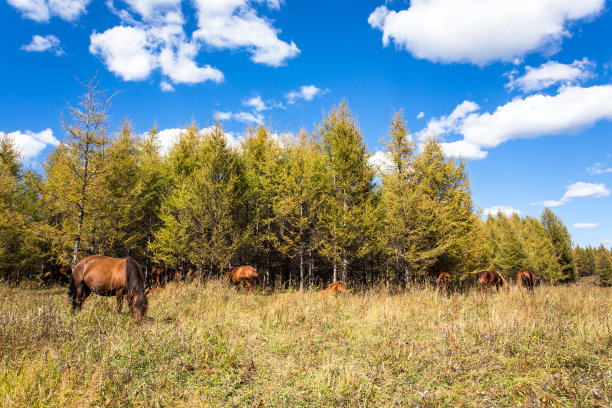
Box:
(42, 79, 113, 269)
(318, 101, 375, 283)
(541, 207, 574, 282)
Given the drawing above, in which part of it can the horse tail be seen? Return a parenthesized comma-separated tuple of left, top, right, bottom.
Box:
(500, 273, 509, 291)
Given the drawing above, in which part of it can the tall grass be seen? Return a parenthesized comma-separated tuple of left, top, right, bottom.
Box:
(1, 282, 610, 407)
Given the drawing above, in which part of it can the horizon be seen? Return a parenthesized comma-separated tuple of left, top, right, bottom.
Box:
(2, 0, 611, 249)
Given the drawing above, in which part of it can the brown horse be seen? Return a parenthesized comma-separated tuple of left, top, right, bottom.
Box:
(517, 269, 537, 291)
(437, 272, 451, 296)
(478, 270, 509, 293)
(69, 255, 148, 319)
(226, 265, 258, 293)
(318, 281, 347, 297)
(150, 265, 165, 288)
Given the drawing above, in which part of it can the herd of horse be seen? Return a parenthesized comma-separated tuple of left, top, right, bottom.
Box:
(66, 254, 538, 321)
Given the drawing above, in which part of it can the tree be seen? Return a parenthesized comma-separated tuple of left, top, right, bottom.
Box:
(42, 78, 113, 269)
(318, 101, 376, 283)
(541, 207, 574, 282)
(595, 245, 612, 286)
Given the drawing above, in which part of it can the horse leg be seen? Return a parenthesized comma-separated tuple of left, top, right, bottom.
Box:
(74, 281, 89, 310)
(116, 289, 125, 313)
(246, 280, 254, 294)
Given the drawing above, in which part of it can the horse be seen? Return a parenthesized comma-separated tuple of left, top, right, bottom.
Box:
(478, 270, 509, 293)
(318, 281, 347, 297)
(150, 265, 165, 288)
(226, 265, 258, 294)
(517, 269, 537, 291)
(69, 255, 148, 320)
(437, 272, 451, 296)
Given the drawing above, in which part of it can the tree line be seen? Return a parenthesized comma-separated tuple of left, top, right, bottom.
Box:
(1, 80, 610, 287)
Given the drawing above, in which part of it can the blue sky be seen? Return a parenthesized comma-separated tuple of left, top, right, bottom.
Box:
(1, 0, 611, 248)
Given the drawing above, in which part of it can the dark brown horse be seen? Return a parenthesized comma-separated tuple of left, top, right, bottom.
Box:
(226, 265, 258, 294)
(478, 270, 509, 293)
(437, 272, 451, 296)
(517, 269, 537, 291)
(150, 265, 165, 288)
(318, 281, 347, 297)
(69, 255, 148, 319)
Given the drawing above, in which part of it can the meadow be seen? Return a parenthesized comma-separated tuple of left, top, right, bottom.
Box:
(0, 281, 610, 407)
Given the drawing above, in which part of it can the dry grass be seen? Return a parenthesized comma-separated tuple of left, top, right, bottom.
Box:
(0, 281, 611, 407)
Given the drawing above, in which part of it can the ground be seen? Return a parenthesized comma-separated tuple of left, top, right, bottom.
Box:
(0, 281, 610, 407)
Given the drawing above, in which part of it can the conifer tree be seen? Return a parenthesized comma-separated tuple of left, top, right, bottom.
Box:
(595, 245, 612, 286)
(318, 101, 375, 283)
(541, 207, 574, 282)
(42, 78, 113, 268)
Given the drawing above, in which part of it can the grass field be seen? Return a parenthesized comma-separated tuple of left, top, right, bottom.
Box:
(0, 281, 611, 407)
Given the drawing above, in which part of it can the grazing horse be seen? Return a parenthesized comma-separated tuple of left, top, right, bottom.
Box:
(318, 281, 347, 297)
(150, 265, 165, 288)
(478, 270, 509, 293)
(226, 265, 258, 294)
(69, 255, 148, 319)
(437, 272, 451, 296)
(517, 269, 537, 291)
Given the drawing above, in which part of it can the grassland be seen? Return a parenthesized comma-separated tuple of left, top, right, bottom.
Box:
(0, 281, 611, 407)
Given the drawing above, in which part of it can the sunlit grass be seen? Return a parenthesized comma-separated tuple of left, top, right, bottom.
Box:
(1, 281, 610, 407)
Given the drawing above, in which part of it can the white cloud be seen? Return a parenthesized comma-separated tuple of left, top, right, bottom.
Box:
(286, 85, 327, 104)
(244, 95, 268, 112)
(368, 151, 393, 173)
(538, 181, 610, 207)
(152, 126, 240, 153)
(573, 222, 599, 228)
(8, 0, 90, 22)
(122, 0, 181, 19)
(5, 129, 59, 160)
(506, 58, 595, 92)
(21, 34, 64, 56)
(215, 111, 264, 125)
(368, 0, 606, 65)
(160, 80, 175, 92)
(564, 181, 610, 199)
(416, 112, 424, 119)
(424, 85, 612, 159)
(192, 0, 299, 67)
(90, 26, 157, 81)
(588, 158, 612, 175)
(483, 206, 523, 217)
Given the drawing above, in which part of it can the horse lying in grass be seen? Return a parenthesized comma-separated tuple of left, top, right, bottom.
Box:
(318, 281, 347, 297)
(226, 265, 258, 294)
(478, 270, 509, 293)
(517, 269, 537, 291)
(69, 255, 148, 320)
(437, 272, 451, 296)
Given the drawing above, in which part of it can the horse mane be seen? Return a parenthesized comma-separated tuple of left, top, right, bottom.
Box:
(124, 257, 147, 309)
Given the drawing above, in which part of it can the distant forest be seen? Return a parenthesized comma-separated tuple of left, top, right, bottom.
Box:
(1, 80, 611, 287)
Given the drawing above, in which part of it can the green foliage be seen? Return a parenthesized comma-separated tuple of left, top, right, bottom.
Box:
(541, 207, 574, 282)
(595, 245, 612, 286)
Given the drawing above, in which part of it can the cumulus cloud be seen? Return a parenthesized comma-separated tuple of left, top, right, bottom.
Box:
(573, 222, 599, 228)
(483, 205, 523, 217)
(152, 126, 241, 153)
(21, 34, 64, 56)
(192, 0, 300, 67)
(7, 0, 90, 22)
(538, 181, 610, 207)
(5, 129, 59, 160)
(506, 58, 595, 92)
(420, 85, 612, 159)
(92, 0, 294, 87)
(416, 112, 424, 119)
(368, 0, 606, 65)
(244, 95, 268, 112)
(286, 85, 327, 104)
